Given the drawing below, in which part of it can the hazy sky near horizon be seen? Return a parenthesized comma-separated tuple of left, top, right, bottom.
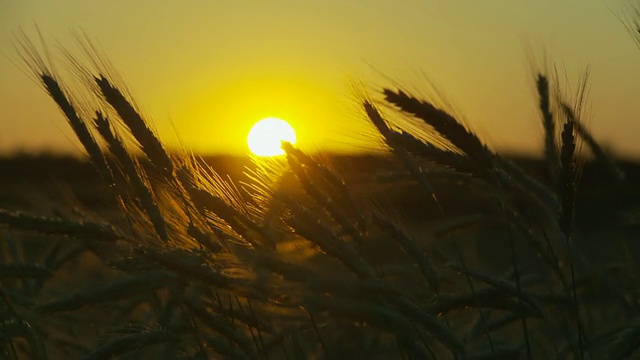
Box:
(1, 0, 639, 157)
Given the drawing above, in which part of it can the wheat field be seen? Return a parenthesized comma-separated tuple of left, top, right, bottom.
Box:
(1, 9, 640, 359)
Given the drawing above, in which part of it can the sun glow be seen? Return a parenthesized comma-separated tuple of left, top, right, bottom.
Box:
(247, 117, 297, 156)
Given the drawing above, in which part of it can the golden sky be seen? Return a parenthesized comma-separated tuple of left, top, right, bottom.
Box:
(1, 0, 639, 157)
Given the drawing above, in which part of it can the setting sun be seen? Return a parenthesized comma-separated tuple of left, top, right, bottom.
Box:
(247, 117, 297, 156)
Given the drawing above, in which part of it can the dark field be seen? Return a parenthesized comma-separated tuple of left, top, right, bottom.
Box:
(3, 153, 639, 230)
(2, 153, 640, 358)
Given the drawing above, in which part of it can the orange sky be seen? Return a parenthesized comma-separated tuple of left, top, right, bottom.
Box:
(1, 1, 639, 157)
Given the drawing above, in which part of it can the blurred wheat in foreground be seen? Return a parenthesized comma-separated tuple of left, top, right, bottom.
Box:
(1, 22, 639, 359)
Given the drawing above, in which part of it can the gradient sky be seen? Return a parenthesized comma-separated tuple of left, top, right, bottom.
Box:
(1, 0, 639, 157)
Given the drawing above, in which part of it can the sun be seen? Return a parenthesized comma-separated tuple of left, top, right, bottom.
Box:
(247, 117, 297, 156)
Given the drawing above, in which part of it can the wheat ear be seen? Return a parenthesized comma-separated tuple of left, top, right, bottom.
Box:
(94, 111, 169, 242)
(383, 88, 494, 169)
(95, 75, 173, 177)
(536, 74, 560, 183)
